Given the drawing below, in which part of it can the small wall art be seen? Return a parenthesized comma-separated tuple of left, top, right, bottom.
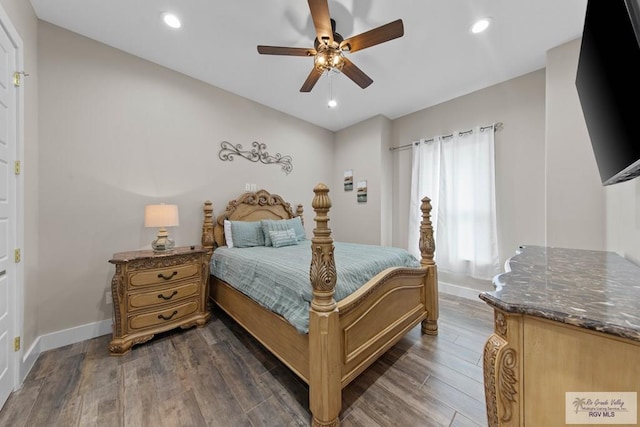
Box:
(357, 180, 367, 203)
(344, 170, 353, 191)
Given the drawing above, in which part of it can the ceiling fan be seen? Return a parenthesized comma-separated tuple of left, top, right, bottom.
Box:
(257, 0, 404, 92)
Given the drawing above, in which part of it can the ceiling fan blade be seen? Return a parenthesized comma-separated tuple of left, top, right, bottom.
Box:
(300, 68, 324, 92)
(340, 19, 404, 53)
(257, 46, 315, 56)
(308, 0, 333, 46)
(341, 58, 373, 89)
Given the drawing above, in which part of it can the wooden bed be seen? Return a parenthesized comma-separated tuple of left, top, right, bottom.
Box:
(200, 183, 438, 426)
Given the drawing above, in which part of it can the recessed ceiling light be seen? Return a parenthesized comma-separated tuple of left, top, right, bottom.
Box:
(471, 18, 491, 34)
(162, 12, 181, 29)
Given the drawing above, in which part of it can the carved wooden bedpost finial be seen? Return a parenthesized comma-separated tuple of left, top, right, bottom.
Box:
(310, 183, 337, 311)
(202, 201, 215, 257)
(419, 196, 435, 267)
(419, 196, 439, 336)
(309, 183, 341, 427)
(296, 203, 304, 225)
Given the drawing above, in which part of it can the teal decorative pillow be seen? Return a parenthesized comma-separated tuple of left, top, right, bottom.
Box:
(262, 217, 306, 246)
(229, 220, 265, 248)
(269, 228, 298, 248)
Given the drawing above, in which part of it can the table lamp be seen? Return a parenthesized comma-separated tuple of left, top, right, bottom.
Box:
(144, 204, 179, 252)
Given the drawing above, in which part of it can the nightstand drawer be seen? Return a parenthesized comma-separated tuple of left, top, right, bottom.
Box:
(128, 300, 199, 330)
(128, 282, 199, 310)
(129, 263, 199, 287)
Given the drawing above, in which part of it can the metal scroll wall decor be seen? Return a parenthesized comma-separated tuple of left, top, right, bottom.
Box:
(218, 141, 293, 175)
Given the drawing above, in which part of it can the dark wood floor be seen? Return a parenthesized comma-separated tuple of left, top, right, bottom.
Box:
(0, 293, 494, 427)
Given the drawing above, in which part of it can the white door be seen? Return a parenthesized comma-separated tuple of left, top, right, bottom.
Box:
(0, 12, 18, 410)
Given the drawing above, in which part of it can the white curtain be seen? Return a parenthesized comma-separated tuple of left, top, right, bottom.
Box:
(408, 125, 499, 280)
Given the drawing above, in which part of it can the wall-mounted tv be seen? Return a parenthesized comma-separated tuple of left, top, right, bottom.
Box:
(575, 0, 640, 185)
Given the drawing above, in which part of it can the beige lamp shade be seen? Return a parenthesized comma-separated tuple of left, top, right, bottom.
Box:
(144, 204, 180, 228)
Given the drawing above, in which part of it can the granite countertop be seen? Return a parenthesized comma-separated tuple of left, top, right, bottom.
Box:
(109, 245, 205, 263)
(479, 245, 640, 343)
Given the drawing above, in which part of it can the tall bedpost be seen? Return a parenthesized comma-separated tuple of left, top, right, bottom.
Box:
(419, 196, 439, 335)
(296, 203, 304, 225)
(202, 200, 215, 259)
(309, 183, 341, 427)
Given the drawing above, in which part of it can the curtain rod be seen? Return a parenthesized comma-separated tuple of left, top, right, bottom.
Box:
(389, 122, 504, 152)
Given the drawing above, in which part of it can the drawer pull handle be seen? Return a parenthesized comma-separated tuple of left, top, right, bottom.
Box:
(158, 310, 178, 321)
(157, 271, 178, 280)
(157, 290, 178, 301)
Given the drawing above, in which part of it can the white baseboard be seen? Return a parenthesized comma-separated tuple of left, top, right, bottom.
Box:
(20, 338, 40, 385)
(20, 319, 112, 383)
(438, 281, 486, 302)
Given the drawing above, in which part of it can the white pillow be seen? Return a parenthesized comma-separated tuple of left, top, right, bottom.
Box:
(223, 219, 234, 248)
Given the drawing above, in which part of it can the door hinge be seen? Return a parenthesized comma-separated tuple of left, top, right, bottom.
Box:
(14, 160, 20, 175)
(13, 71, 29, 87)
(14, 337, 20, 351)
(14, 248, 20, 263)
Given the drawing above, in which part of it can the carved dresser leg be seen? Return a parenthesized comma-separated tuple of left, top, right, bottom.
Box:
(483, 310, 522, 427)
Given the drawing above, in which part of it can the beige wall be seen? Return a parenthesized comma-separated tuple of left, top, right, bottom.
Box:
(380, 116, 393, 246)
(390, 70, 548, 274)
(0, 0, 39, 354)
(37, 22, 334, 336)
(545, 39, 605, 250)
(332, 115, 392, 245)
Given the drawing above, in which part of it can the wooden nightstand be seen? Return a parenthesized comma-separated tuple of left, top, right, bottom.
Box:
(108, 246, 211, 356)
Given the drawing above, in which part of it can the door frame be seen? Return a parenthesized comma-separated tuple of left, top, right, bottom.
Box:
(0, 2, 25, 397)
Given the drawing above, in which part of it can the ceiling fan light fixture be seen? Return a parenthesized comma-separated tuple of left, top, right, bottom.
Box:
(162, 12, 182, 29)
(328, 98, 337, 108)
(314, 46, 345, 72)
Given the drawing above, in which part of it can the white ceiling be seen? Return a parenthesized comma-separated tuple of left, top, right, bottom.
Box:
(29, 0, 588, 132)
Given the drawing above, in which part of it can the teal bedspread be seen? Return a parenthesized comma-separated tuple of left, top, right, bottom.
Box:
(210, 241, 420, 333)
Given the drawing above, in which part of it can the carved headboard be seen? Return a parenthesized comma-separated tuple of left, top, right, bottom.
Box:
(202, 189, 304, 251)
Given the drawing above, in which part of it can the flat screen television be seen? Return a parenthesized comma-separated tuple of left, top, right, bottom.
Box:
(575, 0, 640, 185)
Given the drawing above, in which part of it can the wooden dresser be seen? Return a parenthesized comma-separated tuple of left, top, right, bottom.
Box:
(108, 246, 211, 355)
(480, 246, 640, 426)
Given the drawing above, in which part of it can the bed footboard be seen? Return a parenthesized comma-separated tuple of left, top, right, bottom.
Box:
(307, 185, 439, 426)
(337, 266, 430, 386)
